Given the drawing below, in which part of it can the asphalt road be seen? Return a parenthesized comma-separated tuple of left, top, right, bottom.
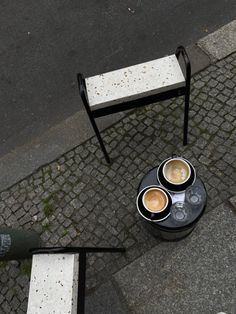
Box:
(0, 0, 236, 157)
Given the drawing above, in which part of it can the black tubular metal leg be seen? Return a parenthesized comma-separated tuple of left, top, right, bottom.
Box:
(78, 252, 86, 314)
(87, 114, 111, 164)
(77, 73, 110, 164)
(183, 87, 190, 145)
(175, 46, 191, 146)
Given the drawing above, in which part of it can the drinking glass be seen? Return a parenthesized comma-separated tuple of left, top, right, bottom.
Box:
(185, 186, 204, 206)
(170, 202, 191, 224)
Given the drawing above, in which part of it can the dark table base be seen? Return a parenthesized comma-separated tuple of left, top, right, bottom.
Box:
(142, 220, 195, 241)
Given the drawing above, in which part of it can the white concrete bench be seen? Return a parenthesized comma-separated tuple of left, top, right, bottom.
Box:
(78, 46, 191, 163)
(27, 247, 125, 314)
(27, 254, 79, 314)
(86, 55, 185, 111)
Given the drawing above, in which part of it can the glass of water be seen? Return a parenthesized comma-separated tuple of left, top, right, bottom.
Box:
(185, 186, 205, 206)
(170, 202, 192, 224)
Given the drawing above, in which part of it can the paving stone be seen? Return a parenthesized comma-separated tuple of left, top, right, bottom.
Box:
(23, 200, 33, 211)
(60, 234, 72, 246)
(16, 275, 29, 289)
(70, 198, 83, 209)
(221, 121, 235, 133)
(5, 289, 14, 303)
(18, 214, 32, 226)
(224, 153, 235, 165)
(123, 237, 136, 248)
(41, 230, 51, 242)
(49, 233, 60, 245)
(66, 225, 77, 239)
(1, 301, 11, 313)
(5, 196, 16, 207)
(63, 218, 72, 228)
(57, 225, 67, 238)
(1, 191, 10, 200)
(15, 208, 26, 220)
(9, 267, 20, 279)
(29, 205, 38, 216)
(1, 286, 8, 296)
(0, 201, 5, 211)
(212, 116, 224, 126)
(63, 205, 74, 218)
(11, 296, 20, 310)
(2, 207, 11, 220)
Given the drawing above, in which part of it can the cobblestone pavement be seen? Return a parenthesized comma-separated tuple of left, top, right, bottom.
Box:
(0, 53, 236, 313)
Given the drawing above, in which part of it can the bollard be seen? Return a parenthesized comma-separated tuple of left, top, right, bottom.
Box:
(0, 228, 41, 261)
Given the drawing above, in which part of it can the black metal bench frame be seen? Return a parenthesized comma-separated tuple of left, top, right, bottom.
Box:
(30, 246, 125, 314)
(77, 46, 191, 164)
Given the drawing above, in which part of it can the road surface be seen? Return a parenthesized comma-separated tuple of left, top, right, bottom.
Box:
(0, 0, 235, 157)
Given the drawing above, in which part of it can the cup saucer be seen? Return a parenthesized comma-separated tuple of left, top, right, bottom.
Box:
(157, 158, 196, 193)
(136, 185, 172, 222)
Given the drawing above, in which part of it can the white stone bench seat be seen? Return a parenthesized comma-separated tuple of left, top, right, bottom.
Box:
(85, 54, 185, 111)
(27, 254, 79, 314)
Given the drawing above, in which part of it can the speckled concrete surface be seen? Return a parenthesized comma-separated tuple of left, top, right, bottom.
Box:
(86, 55, 185, 110)
(199, 20, 236, 60)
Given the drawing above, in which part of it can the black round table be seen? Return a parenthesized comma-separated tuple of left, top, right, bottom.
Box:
(137, 167, 207, 240)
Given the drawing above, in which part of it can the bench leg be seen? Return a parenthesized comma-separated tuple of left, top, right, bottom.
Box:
(78, 252, 86, 314)
(183, 88, 190, 146)
(88, 114, 111, 164)
(77, 73, 110, 164)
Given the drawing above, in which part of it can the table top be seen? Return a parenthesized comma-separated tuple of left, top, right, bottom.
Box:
(138, 167, 207, 230)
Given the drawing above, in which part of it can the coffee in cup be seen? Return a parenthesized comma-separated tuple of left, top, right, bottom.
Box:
(142, 188, 168, 213)
(163, 158, 191, 185)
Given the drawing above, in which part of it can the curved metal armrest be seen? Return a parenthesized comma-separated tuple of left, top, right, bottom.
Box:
(175, 46, 191, 83)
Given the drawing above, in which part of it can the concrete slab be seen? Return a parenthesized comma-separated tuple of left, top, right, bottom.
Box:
(27, 254, 79, 314)
(85, 280, 130, 314)
(114, 204, 236, 314)
(198, 20, 236, 60)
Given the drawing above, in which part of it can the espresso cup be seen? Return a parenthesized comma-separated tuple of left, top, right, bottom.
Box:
(163, 158, 191, 185)
(142, 187, 168, 213)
